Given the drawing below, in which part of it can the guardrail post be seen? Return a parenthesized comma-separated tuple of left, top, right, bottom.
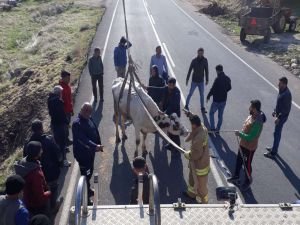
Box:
(149, 174, 161, 225)
(75, 176, 88, 225)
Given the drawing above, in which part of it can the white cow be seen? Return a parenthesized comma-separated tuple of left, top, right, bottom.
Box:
(112, 77, 188, 155)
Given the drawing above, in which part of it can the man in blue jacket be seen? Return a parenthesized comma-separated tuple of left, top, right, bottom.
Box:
(114, 36, 132, 78)
(0, 175, 29, 225)
(264, 77, 292, 158)
(72, 102, 103, 204)
(160, 77, 181, 157)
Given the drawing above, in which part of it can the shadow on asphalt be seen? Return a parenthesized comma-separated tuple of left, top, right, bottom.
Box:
(92, 101, 103, 126)
(201, 111, 258, 204)
(110, 142, 132, 204)
(274, 155, 300, 196)
(149, 134, 191, 204)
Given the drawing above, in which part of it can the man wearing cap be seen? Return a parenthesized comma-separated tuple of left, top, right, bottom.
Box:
(72, 102, 103, 204)
(24, 119, 61, 211)
(59, 70, 74, 146)
(0, 175, 29, 225)
(227, 100, 266, 191)
(160, 77, 181, 157)
(114, 36, 132, 78)
(15, 141, 51, 216)
(130, 156, 150, 205)
(183, 114, 210, 204)
(47, 85, 71, 167)
(88, 47, 104, 102)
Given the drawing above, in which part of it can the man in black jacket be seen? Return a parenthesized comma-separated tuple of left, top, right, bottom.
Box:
(207, 65, 231, 133)
(24, 119, 62, 211)
(47, 85, 71, 167)
(185, 48, 209, 113)
(264, 77, 292, 158)
(72, 102, 103, 204)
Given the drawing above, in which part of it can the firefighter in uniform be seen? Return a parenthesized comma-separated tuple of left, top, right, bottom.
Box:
(183, 114, 210, 204)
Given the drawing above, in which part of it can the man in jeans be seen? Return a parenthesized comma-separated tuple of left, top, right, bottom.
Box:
(150, 46, 168, 82)
(264, 77, 292, 158)
(185, 48, 209, 113)
(88, 48, 104, 102)
(207, 65, 231, 133)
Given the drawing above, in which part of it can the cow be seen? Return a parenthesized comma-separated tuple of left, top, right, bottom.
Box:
(112, 77, 188, 155)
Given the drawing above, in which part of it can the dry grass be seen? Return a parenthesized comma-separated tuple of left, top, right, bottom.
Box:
(0, 0, 104, 190)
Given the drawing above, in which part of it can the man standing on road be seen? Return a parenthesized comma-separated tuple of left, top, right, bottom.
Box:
(227, 100, 266, 191)
(47, 85, 71, 167)
(183, 114, 210, 204)
(160, 77, 181, 158)
(15, 141, 51, 216)
(114, 36, 132, 78)
(264, 77, 292, 158)
(0, 175, 29, 225)
(72, 102, 103, 204)
(59, 70, 73, 147)
(88, 48, 104, 102)
(150, 46, 168, 82)
(24, 119, 62, 212)
(207, 65, 231, 133)
(185, 48, 209, 113)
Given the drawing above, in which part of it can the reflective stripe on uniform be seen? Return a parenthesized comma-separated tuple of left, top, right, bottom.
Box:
(195, 166, 210, 176)
(187, 185, 196, 194)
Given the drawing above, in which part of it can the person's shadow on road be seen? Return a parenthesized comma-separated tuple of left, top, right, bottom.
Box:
(274, 155, 300, 196)
(110, 142, 132, 204)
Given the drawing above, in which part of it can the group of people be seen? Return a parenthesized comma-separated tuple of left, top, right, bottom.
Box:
(0, 35, 294, 225)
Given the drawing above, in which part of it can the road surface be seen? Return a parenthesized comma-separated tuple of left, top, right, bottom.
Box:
(55, 0, 300, 223)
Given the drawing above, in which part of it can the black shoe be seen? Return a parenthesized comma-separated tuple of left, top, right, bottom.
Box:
(184, 105, 189, 111)
(265, 147, 272, 152)
(264, 152, 276, 159)
(88, 188, 95, 197)
(227, 176, 240, 185)
(201, 107, 207, 113)
(182, 191, 196, 200)
(88, 199, 93, 206)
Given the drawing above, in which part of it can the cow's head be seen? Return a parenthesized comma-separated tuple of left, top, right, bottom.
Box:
(154, 114, 170, 129)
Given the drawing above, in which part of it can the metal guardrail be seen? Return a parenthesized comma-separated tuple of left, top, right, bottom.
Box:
(148, 174, 161, 225)
(75, 176, 88, 225)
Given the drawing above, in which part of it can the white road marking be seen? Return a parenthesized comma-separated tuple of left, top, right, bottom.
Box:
(162, 42, 176, 68)
(170, 0, 300, 110)
(150, 14, 156, 25)
(58, 0, 120, 224)
(142, 0, 243, 203)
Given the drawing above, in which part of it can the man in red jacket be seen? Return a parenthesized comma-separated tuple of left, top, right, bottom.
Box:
(59, 70, 73, 146)
(14, 141, 51, 216)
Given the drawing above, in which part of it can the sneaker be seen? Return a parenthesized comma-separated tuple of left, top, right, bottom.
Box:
(201, 107, 207, 113)
(265, 147, 272, 152)
(63, 160, 71, 167)
(182, 191, 196, 200)
(264, 152, 276, 159)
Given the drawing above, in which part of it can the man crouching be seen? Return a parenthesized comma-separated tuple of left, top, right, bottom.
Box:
(183, 114, 210, 204)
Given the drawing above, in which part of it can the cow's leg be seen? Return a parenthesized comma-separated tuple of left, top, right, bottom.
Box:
(114, 101, 121, 144)
(134, 128, 140, 157)
(142, 132, 148, 155)
(121, 114, 128, 141)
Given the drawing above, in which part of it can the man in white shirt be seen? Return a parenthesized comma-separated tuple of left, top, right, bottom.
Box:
(150, 46, 168, 82)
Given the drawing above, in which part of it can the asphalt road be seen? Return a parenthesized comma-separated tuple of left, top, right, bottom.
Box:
(55, 0, 300, 223)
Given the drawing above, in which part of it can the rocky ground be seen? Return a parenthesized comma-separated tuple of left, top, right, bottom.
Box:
(184, 0, 300, 78)
(0, 0, 104, 190)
